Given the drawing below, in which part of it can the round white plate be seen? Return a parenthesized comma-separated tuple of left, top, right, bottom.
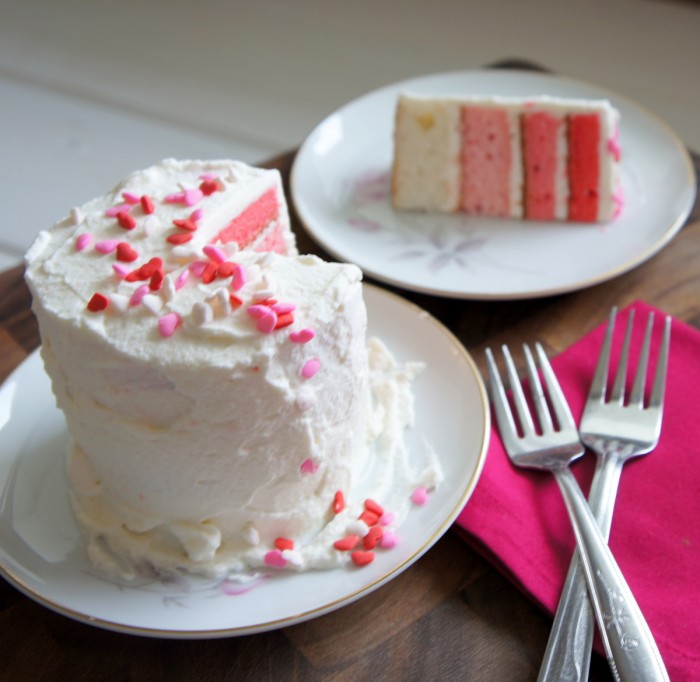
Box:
(0, 284, 489, 638)
(291, 69, 696, 299)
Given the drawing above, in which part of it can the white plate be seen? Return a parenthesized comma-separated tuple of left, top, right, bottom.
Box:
(0, 284, 489, 638)
(291, 69, 696, 299)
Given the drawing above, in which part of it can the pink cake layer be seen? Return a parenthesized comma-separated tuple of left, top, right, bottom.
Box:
(216, 187, 279, 248)
(460, 107, 512, 217)
(522, 111, 561, 220)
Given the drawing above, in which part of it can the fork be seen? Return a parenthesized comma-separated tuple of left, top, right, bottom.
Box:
(538, 308, 671, 682)
(486, 342, 669, 682)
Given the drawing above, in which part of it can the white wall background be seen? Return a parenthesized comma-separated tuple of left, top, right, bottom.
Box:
(1, 0, 698, 270)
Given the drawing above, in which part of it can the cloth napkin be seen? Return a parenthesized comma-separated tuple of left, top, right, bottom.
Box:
(455, 300, 699, 682)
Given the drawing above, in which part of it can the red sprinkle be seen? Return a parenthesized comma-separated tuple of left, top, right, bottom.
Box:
(217, 262, 237, 278)
(166, 232, 193, 245)
(201, 262, 218, 284)
(199, 178, 222, 195)
(140, 195, 155, 214)
(274, 312, 295, 330)
(363, 526, 384, 550)
(364, 499, 384, 517)
(149, 269, 164, 291)
(229, 294, 243, 308)
(116, 242, 139, 262)
(141, 258, 163, 278)
(274, 537, 294, 551)
(359, 510, 380, 527)
(333, 535, 359, 551)
(87, 293, 108, 312)
(173, 218, 198, 232)
(333, 490, 345, 514)
(351, 550, 375, 567)
(116, 210, 136, 230)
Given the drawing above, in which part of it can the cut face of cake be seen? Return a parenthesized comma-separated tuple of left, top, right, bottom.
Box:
(24, 159, 441, 578)
(392, 94, 622, 222)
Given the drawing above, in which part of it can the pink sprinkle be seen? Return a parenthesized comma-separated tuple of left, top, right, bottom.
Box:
(184, 188, 204, 206)
(264, 550, 287, 568)
(246, 304, 269, 319)
(164, 191, 186, 204)
(189, 261, 208, 277)
(203, 244, 227, 263)
(232, 264, 246, 291)
(129, 284, 149, 306)
(301, 358, 320, 379)
(379, 511, 395, 527)
(122, 192, 140, 205)
(190, 208, 204, 221)
(175, 269, 190, 290)
(75, 233, 93, 251)
(95, 239, 119, 254)
(300, 458, 319, 474)
(271, 302, 296, 314)
(257, 310, 278, 334)
(199, 172, 218, 181)
(105, 204, 131, 217)
(290, 329, 315, 344)
(380, 531, 399, 549)
(411, 487, 428, 506)
(158, 312, 181, 338)
(112, 263, 129, 278)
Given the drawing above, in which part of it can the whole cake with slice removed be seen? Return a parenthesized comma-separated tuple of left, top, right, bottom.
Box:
(392, 93, 623, 222)
(25, 159, 441, 579)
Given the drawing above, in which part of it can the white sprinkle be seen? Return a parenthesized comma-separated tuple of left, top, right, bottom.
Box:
(142, 214, 162, 237)
(242, 524, 260, 546)
(109, 293, 129, 313)
(216, 288, 232, 316)
(141, 294, 163, 315)
(260, 252, 275, 266)
(223, 241, 239, 257)
(70, 207, 85, 225)
(346, 520, 369, 537)
(295, 387, 316, 412)
(281, 549, 304, 567)
(161, 274, 176, 302)
(262, 273, 276, 290)
(205, 288, 231, 316)
(192, 302, 213, 326)
(252, 289, 275, 302)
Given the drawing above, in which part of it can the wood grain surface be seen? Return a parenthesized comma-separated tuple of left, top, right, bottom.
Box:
(0, 144, 697, 681)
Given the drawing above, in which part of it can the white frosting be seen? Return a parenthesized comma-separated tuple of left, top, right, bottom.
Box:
(25, 158, 440, 578)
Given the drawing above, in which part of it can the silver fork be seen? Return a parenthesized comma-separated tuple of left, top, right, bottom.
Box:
(538, 309, 671, 682)
(486, 343, 669, 682)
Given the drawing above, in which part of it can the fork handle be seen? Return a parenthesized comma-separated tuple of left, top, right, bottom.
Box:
(538, 457, 624, 682)
(553, 468, 669, 682)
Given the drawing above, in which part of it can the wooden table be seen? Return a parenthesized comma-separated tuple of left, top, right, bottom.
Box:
(1, 143, 698, 680)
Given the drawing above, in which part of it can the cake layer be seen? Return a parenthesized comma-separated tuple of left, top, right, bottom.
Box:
(392, 94, 622, 222)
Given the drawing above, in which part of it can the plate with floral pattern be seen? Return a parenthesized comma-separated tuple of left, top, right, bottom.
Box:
(291, 69, 695, 299)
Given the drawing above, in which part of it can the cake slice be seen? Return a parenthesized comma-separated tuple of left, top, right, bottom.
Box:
(392, 93, 622, 222)
(25, 158, 440, 578)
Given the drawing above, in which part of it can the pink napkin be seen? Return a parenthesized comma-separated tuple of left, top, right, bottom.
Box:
(455, 301, 699, 682)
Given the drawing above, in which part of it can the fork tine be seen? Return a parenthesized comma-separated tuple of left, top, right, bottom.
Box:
(485, 347, 520, 449)
(534, 342, 577, 432)
(502, 345, 536, 438)
(523, 343, 554, 434)
(648, 315, 671, 410)
(610, 308, 635, 404)
(588, 307, 616, 404)
(629, 312, 655, 407)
